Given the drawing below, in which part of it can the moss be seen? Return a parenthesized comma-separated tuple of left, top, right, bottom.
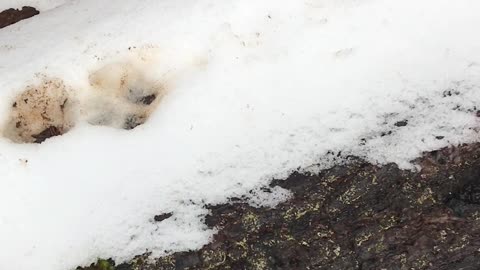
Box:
(97, 259, 115, 270)
(249, 253, 268, 270)
(201, 249, 227, 269)
(241, 211, 260, 232)
(77, 259, 115, 270)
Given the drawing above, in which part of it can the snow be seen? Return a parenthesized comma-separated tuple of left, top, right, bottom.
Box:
(0, 0, 479, 269)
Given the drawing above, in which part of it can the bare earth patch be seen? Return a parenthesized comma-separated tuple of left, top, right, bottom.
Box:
(78, 143, 480, 270)
(0, 6, 39, 29)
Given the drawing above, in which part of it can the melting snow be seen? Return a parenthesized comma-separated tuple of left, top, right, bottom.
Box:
(0, 0, 479, 269)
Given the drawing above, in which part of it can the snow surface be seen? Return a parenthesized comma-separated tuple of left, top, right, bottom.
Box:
(0, 0, 479, 269)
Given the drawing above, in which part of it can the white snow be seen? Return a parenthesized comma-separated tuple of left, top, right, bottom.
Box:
(0, 0, 479, 269)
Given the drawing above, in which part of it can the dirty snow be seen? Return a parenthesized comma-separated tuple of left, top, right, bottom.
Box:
(0, 0, 479, 269)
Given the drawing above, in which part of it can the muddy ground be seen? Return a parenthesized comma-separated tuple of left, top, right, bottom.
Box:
(79, 143, 480, 270)
(0, 6, 39, 29)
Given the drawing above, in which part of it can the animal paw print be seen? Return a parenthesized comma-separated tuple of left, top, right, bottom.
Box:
(2, 51, 172, 143)
(2, 78, 74, 143)
(85, 60, 166, 130)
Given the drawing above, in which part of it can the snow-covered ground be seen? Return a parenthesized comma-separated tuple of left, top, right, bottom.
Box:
(0, 0, 479, 269)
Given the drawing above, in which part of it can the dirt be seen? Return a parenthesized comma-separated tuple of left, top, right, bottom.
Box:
(154, 213, 173, 222)
(32, 126, 63, 143)
(138, 94, 157, 106)
(78, 143, 480, 270)
(0, 6, 39, 29)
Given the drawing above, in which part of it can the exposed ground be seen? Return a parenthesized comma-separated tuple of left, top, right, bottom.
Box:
(79, 143, 480, 270)
(0, 6, 39, 29)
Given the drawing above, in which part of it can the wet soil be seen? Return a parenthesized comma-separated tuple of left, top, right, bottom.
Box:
(32, 126, 63, 143)
(79, 143, 480, 270)
(0, 6, 39, 29)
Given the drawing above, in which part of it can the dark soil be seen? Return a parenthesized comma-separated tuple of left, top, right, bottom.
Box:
(154, 213, 173, 222)
(123, 114, 147, 130)
(79, 143, 480, 270)
(138, 94, 157, 105)
(0, 6, 39, 29)
(32, 126, 63, 143)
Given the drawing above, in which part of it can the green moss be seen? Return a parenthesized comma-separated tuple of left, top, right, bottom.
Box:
(97, 259, 115, 270)
(77, 259, 115, 270)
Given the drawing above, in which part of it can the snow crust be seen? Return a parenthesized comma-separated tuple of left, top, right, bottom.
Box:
(0, 0, 479, 269)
